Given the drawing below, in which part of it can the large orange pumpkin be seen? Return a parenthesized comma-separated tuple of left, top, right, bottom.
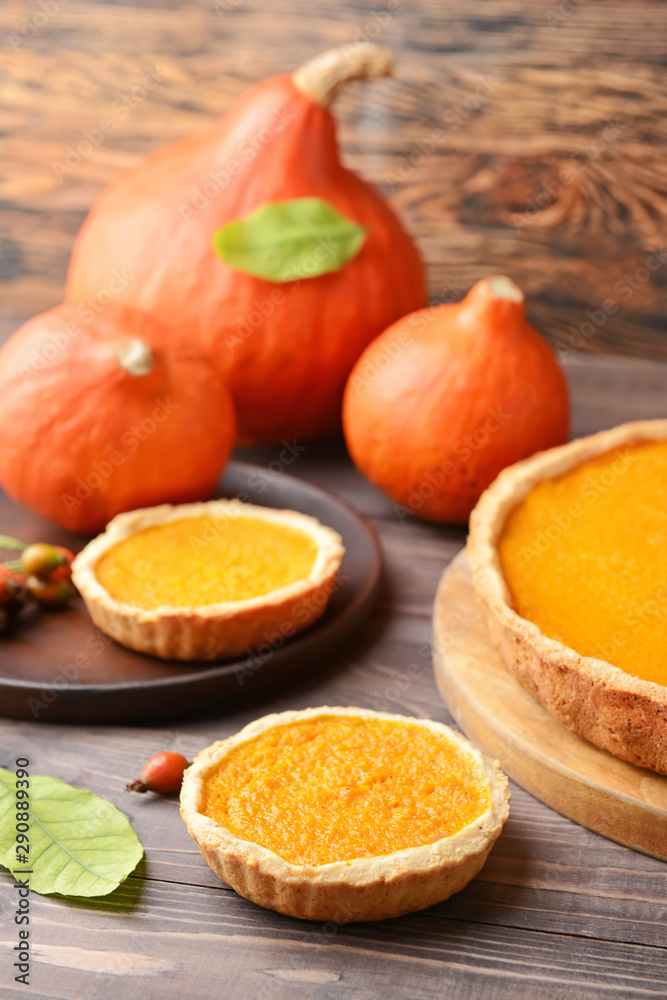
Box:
(0, 303, 236, 532)
(65, 44, 427, 446)
(343, 277, 570, 523)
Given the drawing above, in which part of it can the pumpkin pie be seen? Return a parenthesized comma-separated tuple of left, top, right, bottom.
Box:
(72, 500, 344, 660)
(180, 706, 510, 921)
(467, 419, 667, 774)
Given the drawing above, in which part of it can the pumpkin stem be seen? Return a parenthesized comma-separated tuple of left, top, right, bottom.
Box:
(457, 276, 526, 335)
(117, 339, 154, 376)
(487, 276, 524, 303)
(293, 43, 394, 108)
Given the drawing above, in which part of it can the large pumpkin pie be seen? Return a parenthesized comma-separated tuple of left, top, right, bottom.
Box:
(180, 706, 510, 921)
(468, 419, 667, 774)
(72, 500, 344, 660)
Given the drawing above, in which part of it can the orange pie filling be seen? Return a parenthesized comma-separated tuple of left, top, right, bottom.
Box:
(499, 440, 667, 687)
(201, 715, 491, 866)
(95, 515, 318, 610)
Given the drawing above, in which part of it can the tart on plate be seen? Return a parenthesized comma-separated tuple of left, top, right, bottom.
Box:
(180, 706, 510, 922)
(72, 500, 344, 660)
(467, 419, 667, 774)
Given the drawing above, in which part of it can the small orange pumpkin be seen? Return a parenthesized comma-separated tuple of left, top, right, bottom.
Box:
(343, 277, 570, 523)
(0, 303, 236, 533)
(65, 44, 427, 445)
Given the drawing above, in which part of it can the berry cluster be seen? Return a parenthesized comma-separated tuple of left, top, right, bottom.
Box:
(0, 539, 76, 632)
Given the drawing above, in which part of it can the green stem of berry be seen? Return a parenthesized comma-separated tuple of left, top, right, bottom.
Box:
(0, 536, 26, 552)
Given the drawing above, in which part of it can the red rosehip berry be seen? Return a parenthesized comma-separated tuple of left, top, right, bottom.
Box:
(127, 752, 190, 794)
(50, 546, 76, 583)
(26, 575, 75, 608)
(0, 565, 13, 605)
(21, 543, 67, 579)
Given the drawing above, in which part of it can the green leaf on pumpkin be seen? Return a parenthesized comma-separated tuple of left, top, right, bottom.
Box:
(0, 768, 143, 897)
(212, 197, 366, 282)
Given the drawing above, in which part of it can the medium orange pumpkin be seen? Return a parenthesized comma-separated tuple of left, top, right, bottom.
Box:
(343, 277, 570, 523)
(0, 303, 236, 533)
(65, 44, 427, 446)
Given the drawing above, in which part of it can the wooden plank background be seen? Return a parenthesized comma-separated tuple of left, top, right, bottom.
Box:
(1, 0, 667, 356)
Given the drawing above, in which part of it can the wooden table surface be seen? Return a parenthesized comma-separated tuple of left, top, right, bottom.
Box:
(2, 1, 667, 997)
(0, 354, 665, 1000)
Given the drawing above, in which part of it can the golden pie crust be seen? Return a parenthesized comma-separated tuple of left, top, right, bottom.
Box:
(180, 706, 510, 922)
(72, 500, 344, 661)
(467, 419, 667, 775)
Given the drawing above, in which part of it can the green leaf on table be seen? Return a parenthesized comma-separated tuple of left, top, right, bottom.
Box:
(0, 768, 143, 897)
(212, 197, 366, 282)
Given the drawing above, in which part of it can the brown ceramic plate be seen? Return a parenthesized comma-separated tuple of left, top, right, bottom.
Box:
(0, 463, 381, 724)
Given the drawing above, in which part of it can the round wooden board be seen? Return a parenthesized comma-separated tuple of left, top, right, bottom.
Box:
(0, 462, 381, 724)
(433, 550, 667, 862)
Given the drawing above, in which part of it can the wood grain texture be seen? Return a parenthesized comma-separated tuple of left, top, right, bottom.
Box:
(1, 0, 667, 356)
(1, 356, 667, 997)
(433, 550, 667, 861)
(2, 877, 667, 1000)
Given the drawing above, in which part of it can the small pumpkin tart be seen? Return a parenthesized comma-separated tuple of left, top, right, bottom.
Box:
(180, 707, 510, 922)
(72, 500, 344, 660)
(468, 419, 667, 774)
